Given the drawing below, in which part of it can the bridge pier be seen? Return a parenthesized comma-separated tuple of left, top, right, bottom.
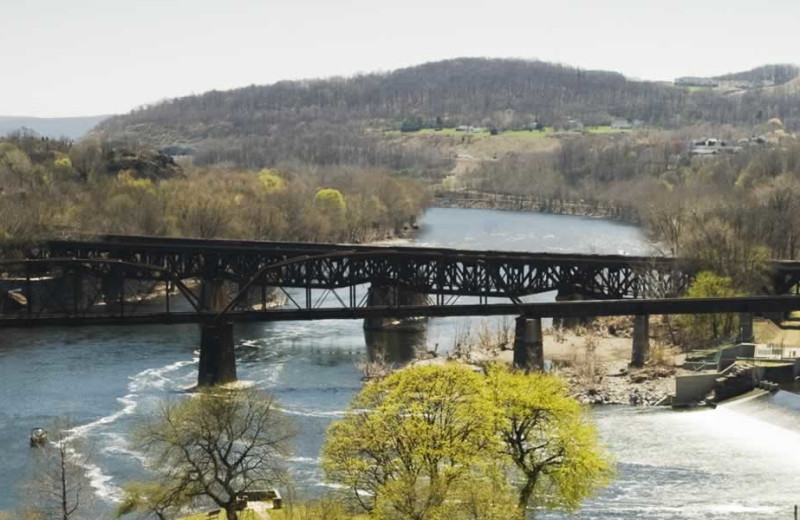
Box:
(553, 290, 593, 329)
(198, 321, 237, 387)
(200, 279, 227, 311)
(513, 316, 544, 371)
(739, 312, 754, 343)
(631, 315, 650, 367)
(363, 283, 428, 330)
(101, 266, 125, 312)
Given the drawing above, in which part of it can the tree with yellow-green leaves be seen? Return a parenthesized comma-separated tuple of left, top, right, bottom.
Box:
(677, 271, 743, 344)
(322, 364, 612, 520)
(258, 169, 287, 192)
(322, 364, 503, 520)
(315, 188, 346, 214)
(486, 365, 613, 517)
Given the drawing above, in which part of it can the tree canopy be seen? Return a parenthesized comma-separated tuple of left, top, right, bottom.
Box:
(322, 363, 612, 520)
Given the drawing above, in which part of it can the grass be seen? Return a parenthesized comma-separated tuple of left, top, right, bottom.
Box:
(387, 126, 632, 138)
(585, 125, 631, 134)
(386, 127, 554, 138)
(269, 505, 370, 520)
(180, 509, 261, 520)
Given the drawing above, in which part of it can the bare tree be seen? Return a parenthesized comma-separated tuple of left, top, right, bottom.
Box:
(25, 421, 93, 520)
(127, 387, 295, 520)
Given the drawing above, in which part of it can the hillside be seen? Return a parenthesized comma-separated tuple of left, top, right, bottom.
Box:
(97, 58, 800, 170)
(0, 115, 110, 139)
(714, 64, 800, 86)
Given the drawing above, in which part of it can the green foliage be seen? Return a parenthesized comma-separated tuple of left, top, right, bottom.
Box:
(0, 135, 429, 246)
(322, 364, 612, 520)
(400, 117, 424, 133)
(322, 364, 502, 519)
(677, 271, 743, 344)
(486, 365, 613, 514)
(258, 169, 287, 192)
(315, 188, 346, 213)
(269, 497, 369, 520)
(115, 480, 186, 520)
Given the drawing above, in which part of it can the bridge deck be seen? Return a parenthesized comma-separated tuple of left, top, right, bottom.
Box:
(3, 295, 800, 327)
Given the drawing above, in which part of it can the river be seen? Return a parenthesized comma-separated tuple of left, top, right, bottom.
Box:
(1, 208, 799, 519)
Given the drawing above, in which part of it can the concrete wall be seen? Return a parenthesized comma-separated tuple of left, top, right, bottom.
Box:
(675, 373, 718, 405)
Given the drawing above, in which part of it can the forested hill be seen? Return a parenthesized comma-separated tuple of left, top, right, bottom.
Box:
(714, 64, 800, 85)
(97, 58, 800, 169)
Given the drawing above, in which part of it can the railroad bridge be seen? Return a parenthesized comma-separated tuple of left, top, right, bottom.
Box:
(3, 235, 800, 386)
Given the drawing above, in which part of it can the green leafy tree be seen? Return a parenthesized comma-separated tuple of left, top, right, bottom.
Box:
(677, 271, 743, 344)
(323, 364, 611, 520)
(322, 364, 500, 520)
(486, 366, 613, 518)
(257, 169, 287, 193)
(127, 387, 295, 520)
(314, 188, 346, 213)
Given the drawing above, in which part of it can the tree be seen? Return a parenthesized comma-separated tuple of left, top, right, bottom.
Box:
(314, 188, 346, 214)
(257, 169, 286, 193)
(321, 364, 499, 520)
(486, 366, 612, 518)
(128, 387, 295, 520)
(677, 271, 742, 344)
(25, 421, 93, 520)
(114, 481, 187, 520)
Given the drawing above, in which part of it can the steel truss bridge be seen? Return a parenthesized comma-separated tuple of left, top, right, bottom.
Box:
(1, 235, 800, 327)
(5, 235, 800, 384)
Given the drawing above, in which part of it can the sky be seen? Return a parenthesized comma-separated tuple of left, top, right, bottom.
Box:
(2, 0, 800, 117)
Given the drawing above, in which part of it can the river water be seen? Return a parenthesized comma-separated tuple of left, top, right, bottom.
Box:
(1, 208, 799, 519)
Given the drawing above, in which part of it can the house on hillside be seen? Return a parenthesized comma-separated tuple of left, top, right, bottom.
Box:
(690, 138, 740, 157)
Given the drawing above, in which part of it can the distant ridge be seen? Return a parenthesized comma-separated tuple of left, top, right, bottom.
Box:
(0, 115, 110, 140)
(96, 57, 800, 168)
(713, 64, 800, 85)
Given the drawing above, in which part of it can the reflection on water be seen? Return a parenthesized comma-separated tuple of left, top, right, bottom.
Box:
(3, 209, 799, 519)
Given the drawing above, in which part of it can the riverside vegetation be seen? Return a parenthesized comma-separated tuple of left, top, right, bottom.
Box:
(0, 130, 429, 247)
(12, 367, 612, 520)
(103, 365, 609, 520)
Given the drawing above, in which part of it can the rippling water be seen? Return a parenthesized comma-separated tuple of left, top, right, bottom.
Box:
(2, 208, 798, 519)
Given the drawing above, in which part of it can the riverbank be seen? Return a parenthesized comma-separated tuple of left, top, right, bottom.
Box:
(409, 316, 683, 407)
(432, 190, 639, 223)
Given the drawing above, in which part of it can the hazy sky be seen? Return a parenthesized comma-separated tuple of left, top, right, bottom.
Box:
(3, 0, 799, 117)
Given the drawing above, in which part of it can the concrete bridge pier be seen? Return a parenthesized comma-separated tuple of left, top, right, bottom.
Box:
(631, 315, 650, 367)
(553, 290, 594, 329)
(198, 321, 237, 387)
(363, 283, 428, 330)
(513, 316, 544, 371)
(200, 279, 227, 311)
(739, 312, 754, 343)
(101, 266, 125, 312)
